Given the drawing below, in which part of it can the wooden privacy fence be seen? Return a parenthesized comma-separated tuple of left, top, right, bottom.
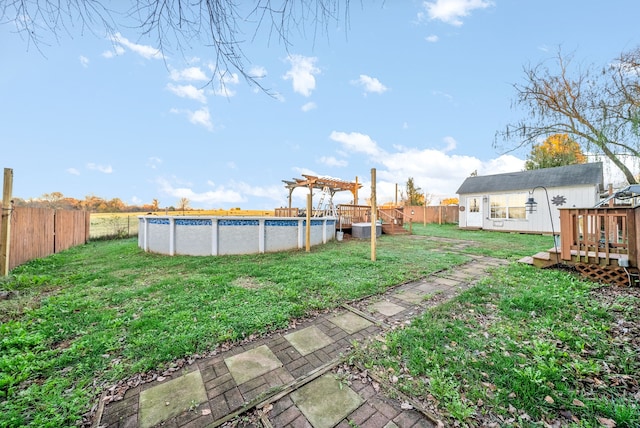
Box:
(402, 205, 459, 224)
(7, 207, 90, 271)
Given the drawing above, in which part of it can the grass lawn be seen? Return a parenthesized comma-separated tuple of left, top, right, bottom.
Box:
(0, 224, 637, 427)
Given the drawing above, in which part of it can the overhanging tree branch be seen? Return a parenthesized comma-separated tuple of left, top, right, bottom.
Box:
(1, 0, 353, 92)
(496, 47, 640, 184)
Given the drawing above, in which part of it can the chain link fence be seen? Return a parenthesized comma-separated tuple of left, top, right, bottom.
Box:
(90, 215, 139, 240)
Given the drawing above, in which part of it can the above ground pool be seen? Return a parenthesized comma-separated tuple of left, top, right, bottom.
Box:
(138, 216, 337, 256)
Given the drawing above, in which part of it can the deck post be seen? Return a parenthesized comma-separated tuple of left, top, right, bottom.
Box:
(629, 208, 638, 268)
(559, 209, 572, 261)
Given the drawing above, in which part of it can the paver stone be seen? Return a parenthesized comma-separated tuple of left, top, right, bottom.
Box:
(225, 345, 283, 385)
(329, 312, 373, 334)
(284, 325, 333, 356)
(291, 374, 364, 428)
(394, 291, 425, 304)
(138, 371, 207, 428)
(369, 301, 405, 317)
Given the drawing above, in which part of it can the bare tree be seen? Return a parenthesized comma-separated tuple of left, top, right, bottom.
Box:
(1, 0, 353, 90)
(496, 47, 640, 184)
(177, 197, 190, 214)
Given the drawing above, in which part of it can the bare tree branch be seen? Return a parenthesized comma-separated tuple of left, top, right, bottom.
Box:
(1, 0, 353, 92)
(496, 47, 640, 184)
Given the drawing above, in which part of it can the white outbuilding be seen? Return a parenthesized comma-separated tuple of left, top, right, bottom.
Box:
(456, 162, 604, 234)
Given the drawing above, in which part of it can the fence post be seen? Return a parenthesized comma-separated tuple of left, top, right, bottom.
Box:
(1, 168, 14, 276)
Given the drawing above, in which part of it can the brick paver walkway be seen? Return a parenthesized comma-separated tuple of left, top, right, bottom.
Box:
(98, 255, 507, 428)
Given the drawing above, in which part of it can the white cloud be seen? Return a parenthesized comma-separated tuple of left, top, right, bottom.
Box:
(301, 102, 317, 112)
(156, 177, 245, 205)
(102, 45, 125, 58)
(170, 107, 214, 130)
(283, 54, 320, 97)
(319, 156, 348, 167)
(106, 32, 163, 59)
(443, 136, 457, 152)
(351, 75, 388, 94)
(169, 66, 208, 82)
(329, 130, 525, 203)
(248, 66, 267, 79)
(147, 157, 162, 169)
(66, 168, 80, 175)
(79, 56, 89, 68)
(212, 72, 240, 97)
(422, 0, 494, 26)
(433, 90, 454, 101)
(155, 177, 285, 207)
(425, 35, 439, 43)
(166, 83, 207, 103)
(86, 163, 113, 174)
(229, 180, 287, 203)
(188, 107, 214, 130)
(329, 131, 384, 157)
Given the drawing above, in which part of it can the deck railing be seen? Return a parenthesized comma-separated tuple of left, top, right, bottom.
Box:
(336, 204, 371, 228)
(559, 207, 640, 267)
(378, 207, 404, 226)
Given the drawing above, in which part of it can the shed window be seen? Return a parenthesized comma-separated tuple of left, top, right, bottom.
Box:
(490, 194, 527, 220)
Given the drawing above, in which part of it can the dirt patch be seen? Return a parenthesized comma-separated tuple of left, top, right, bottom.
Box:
(231, 276, 274, 290)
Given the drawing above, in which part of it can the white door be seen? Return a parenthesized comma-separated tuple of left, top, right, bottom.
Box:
(466, 196, 483, 228)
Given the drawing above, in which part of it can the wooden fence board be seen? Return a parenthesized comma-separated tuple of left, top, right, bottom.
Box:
(8, 207, 89, 271)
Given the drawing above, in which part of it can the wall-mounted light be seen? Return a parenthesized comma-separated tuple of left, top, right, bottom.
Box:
(525, 196, 537, 213)
(483, 195, 488, 203)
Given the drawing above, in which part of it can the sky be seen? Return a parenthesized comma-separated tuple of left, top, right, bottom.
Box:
(2, 0, 640, 210)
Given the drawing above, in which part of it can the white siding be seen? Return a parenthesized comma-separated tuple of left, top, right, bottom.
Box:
(459, 184, 599, 234)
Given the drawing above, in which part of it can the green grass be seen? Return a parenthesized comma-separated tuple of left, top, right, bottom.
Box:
(2, 223, 629, 427)
(1, 224, 499, 428)
(359, 261, 640, 427)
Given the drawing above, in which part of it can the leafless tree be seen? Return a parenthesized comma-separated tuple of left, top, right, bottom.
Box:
(177, 197, 190, 214)
(496, 47, 640, 184)
(1, 0, 353, 91)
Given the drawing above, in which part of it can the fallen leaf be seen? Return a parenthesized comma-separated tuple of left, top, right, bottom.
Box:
(201, 409, 211, 416)
(544, 396, 554, 404)
(597, 417, 616, 427)
(508, 404, 517, 414)
(157, 376, 166, 382)
(481, 382, 497, 391)
(401, 402, 414, 410)
(572, 399, 585, 407)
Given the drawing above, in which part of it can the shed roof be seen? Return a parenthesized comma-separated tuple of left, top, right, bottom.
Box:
(456, 162, 603, 195)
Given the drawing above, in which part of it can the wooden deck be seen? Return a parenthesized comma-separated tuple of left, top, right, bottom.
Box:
(523, 206, 640, 286)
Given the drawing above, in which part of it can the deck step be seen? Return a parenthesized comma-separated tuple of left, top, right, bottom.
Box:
(533, 251, 551, 260)
(531, 251, 560, 269)
(381, 224, 409, 235)
(517, 256, 534, 265)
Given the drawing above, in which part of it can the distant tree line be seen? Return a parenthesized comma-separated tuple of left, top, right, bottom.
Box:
(11, 192, 177, 213)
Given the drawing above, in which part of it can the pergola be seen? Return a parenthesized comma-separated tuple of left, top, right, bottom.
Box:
(282, 174, 362, 212)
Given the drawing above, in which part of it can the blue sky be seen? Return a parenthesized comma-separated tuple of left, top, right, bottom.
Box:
(2, 1, 640, 210)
